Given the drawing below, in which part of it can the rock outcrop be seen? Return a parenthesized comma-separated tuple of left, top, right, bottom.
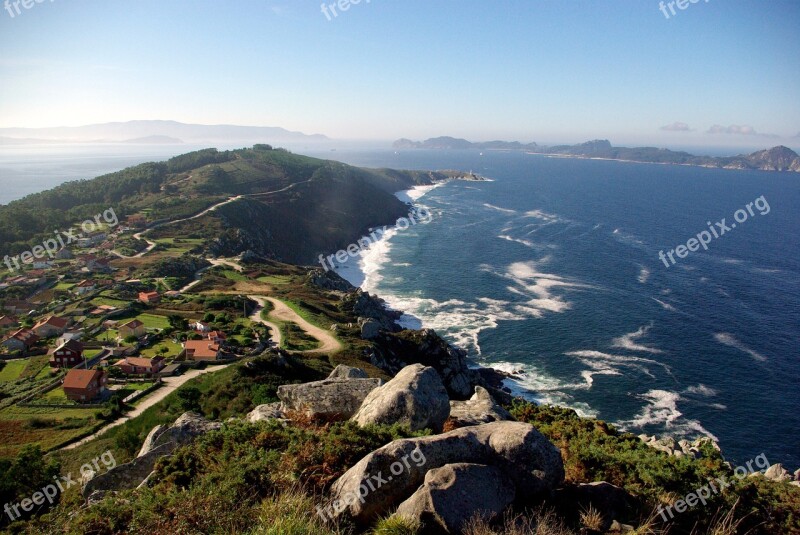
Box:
(278, 366, 382, 420)
(247, 402, 286, 422)
(448, 386, 513, 427)
(352, 364, 450, 432)
(327, 421, 564, 525)
(368, 329, 476, 399)
(83, 412, 220, 498)
(638, 435, 719, 459)
(394, 463, 515, 533)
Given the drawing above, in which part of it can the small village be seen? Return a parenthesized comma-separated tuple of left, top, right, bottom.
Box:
(0, 212, 275, 453)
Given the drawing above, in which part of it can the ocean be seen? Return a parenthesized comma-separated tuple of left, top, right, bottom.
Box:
(319, 149, 800, 469)
(3, 146, 798, 467)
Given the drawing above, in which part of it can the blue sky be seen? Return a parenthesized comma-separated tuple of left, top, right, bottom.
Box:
(0, 0, 798, 150)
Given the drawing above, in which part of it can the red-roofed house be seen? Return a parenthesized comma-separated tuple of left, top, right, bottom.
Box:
(1, 329, 39, 352)
(181, 340, 222, 362)
(115, 356, 165, 375)
(63, 369, 106, 402)
(118, 319, 146, 339)
(73, 279, 97, 296)
(32, 316, 69, 338)
(50, 339, 84, 368)
(138, 291, 160, 304)
(207, 331, 227, 343)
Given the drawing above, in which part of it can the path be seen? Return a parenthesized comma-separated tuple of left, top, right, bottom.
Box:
(248, 295, 342, 354)
(248, 296, 283, 348)
(61, 364, 231, 450)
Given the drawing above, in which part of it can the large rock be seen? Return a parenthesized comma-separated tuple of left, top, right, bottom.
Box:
(328, 364, 369, 379)
(247, 402, 286, 422)
(138, 412, 222, 457)
(352, 364, 450, 432)
(327, 421, 564, 525)
(764, 464, 792, 482)
(278, 374, 382, 420)
(395, 463, 515, 534)
(360, 319, 382, 340)
(449, 386, 513, 427)
(84, 412, 221, 498)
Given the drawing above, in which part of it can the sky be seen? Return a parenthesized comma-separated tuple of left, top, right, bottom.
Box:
(0, 0, 798, 151)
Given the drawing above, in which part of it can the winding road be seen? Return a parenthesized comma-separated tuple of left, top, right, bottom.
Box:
(247, 295, 342, 354)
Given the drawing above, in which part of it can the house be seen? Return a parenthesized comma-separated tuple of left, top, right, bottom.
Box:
(192, 321, 211, 333)
(159, 363, 184, 377)
(1, 329, 39, 352)
(73, 279, 97, 295)
(181, 340, 221, 361)
(32, 315, 69, 338)
(63, 369, 106, 402)
(55, 248, 73, 260)
(32, 261, 53, 270)
(138, 291, 160, 304)
(1, 300, 34, 315)
(87, 258, 112, 273)
(115, 356, 165, 375)
(50, 339, 84, 368)
(118, 319, 146, 339)
(207, 331, 227, 344)
(0, 315, 18, 329)
(57, 331, 84, 346)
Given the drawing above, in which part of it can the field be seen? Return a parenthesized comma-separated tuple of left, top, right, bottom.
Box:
(0, 405, 101, 458)
(0, 359, 28, 382)
(140, 338, 182, 358)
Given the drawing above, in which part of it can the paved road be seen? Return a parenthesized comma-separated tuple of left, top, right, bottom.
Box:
(60, 364, 231, 450)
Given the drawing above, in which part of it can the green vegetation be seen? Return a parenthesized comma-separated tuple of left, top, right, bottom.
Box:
(0, 359, 27, 382)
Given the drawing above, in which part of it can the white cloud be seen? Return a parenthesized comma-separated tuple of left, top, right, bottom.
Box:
(660, 122, 693, 132)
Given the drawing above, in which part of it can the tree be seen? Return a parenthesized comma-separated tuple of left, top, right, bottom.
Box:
(177, 387, 202, 412)
(168, 314, 188, 331)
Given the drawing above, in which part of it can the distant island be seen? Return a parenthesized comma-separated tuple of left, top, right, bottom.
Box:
(394, 137, 800, 173)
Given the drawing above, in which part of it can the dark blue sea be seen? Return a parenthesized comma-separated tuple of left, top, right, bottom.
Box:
(314, 149, 800, 469)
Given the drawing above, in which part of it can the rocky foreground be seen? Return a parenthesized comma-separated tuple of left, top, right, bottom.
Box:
(79, 362, 800, 534)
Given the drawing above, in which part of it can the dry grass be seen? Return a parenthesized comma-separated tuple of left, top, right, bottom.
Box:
(463, 508, 575, 535)
(579, 505, 605, 531)
(692, 499, 754, 535)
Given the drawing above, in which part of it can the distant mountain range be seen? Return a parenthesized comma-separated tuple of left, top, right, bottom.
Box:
(0, 120, 329, 145)
(393, 137, 800, 173)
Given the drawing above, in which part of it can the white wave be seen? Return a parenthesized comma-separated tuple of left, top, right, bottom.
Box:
(565, 350, 671, 379)
(482, 202, 517, 214)
(394, 183, 442, 203)
(713, 333, 768, 362)
(637, 267, 650, 284)
(523, 209, 561, 222)
(683, 384, 718, 397)
(651, 298, 677, 312)
(498, 234, 537, 248)
(611, 324, 664, 354)
(620, 389, 719, 441)
(488, 361, 598, 417)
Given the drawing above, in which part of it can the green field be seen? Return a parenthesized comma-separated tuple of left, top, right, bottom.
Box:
(91, 297, 129, 308)
(220, 269, 248, 282)
(0, 359, 28, 382)
(140, 338, 182, 358)
(136, 313, 171, 330)
(256, 275, 291, 285)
